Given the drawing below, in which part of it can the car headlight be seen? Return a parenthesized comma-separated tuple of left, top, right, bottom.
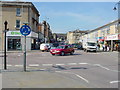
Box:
(55, 50, 60, 52)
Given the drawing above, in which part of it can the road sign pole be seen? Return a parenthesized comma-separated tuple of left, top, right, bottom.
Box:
(20, 24, 31, 71)
(24, 36, 26, 71)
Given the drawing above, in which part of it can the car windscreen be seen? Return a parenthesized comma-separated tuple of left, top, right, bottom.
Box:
(87, 42, 96, 46)
(56, 46, 65, 49)
(50, 47, 56, 49)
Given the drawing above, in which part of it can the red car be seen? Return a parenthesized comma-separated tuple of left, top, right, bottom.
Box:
(50, 45, 74, 56)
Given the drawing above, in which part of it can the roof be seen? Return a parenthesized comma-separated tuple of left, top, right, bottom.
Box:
(89, 19, 118, 33)
(0, 1, 40, 16)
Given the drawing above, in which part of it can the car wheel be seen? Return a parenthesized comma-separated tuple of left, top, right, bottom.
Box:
(70, 51, 74, 55)
(60, 51, 65, 56)
(52, 54, 55, 56)
(42, 50, 44, 52)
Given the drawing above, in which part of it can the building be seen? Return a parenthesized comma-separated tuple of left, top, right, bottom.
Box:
(53, 33, 67, 43)
(80, 20, 120, 51)
(0, 1, 40, 51)
(38, 21, 53, 43)
(67, 29, 88, 44)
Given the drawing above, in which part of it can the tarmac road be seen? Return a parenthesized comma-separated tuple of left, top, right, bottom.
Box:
(1, 50, 119, 88)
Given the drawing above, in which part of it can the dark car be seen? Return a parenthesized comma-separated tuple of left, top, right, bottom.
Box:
(77, 45, 83, 50)
(50, 45, 74, 56)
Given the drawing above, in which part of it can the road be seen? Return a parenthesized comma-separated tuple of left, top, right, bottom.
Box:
(1, 50, 119, 88)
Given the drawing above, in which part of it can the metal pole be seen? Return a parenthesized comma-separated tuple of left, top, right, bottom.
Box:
(4, 21, 8, 70)
(111, 40, 113, 51)
(24, 36, 26, 71)
(118, 1, 120, 33)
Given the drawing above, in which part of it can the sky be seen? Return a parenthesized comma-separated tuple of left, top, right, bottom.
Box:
(33, 2, 118, 33)
(2, 0, 119, 33)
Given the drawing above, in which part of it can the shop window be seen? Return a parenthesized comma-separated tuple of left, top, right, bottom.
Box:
(8, 39, 21, 50)
(16, 20, 20, 29)
(16, 8, 21, 16)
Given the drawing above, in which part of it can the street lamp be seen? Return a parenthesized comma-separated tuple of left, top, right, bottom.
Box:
(4, 21, 9, 70)
(113, 1, 120, 52)
(113, 1, 120, 23)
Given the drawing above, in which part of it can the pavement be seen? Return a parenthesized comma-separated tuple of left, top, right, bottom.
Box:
(2, 70, 87, 88)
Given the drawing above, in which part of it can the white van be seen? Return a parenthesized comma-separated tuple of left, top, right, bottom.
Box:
(40, 43, 51, 52)
(40, 43, 48, 52)
(82, 39, 97, 52)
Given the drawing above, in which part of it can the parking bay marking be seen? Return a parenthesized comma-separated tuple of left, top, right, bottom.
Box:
(56, 71, 89, 83)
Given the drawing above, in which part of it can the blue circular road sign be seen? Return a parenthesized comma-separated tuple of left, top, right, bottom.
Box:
(20, 25, 31, 36)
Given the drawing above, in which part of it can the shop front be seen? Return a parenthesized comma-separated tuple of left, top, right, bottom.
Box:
(6, 31, 38, 51)
(105, 34, 120, 51)
(96, 37, 105, 50)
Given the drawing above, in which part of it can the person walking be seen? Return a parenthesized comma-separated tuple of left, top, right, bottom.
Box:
(102, 44, 105, 51)
(107, 45, 110, 51)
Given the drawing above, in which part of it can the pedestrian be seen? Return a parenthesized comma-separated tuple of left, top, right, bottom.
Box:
(97, 44, 100, 51)
(102, 44, 105, 51)
(107, 45, 110, 51)
(105, 44, 107, 51)
(115, 43, 118, 51)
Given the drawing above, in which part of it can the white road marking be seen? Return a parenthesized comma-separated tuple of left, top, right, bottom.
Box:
(75, 74, 89, 83)
(18, 55, 21, 56)
(29, 64, 39, 67)
(94, 64, 120, 72)
(94, 64, 110, 70)
(7, 64, 12, 66)
(40, 69, 46, 71)
(79, 63, 88, 65)
(14, 65, 23, 67)
(56, 71, 89, 83)
(56, 64, 65, 66)
(110, 81, 120, 84)
(68, 63, 77, 65)
(42, 64, 53, 66)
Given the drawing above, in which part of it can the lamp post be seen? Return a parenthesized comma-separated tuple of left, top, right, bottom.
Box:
(113, 1, 120, 51)
(4, 21, 9, 70)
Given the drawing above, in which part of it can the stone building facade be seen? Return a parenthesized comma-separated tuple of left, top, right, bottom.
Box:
(0, 1, 40, 51)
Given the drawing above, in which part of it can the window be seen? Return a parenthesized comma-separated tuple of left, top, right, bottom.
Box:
(107, 28, 110, 35)
(115, 24, 118, 33)
(16, 20, 20, 29)
(16, 8, 21, 16)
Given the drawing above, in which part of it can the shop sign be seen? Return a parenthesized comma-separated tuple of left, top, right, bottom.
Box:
(7, 31, 22, 36)
(96, 37, 104, 41)
(105, 34, 118, 40)
(7, 31, 38, 38)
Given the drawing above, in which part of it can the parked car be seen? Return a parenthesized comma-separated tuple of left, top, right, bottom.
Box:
(50, 45, 74, 56)
(77, 45, 83, 50)
(40, 43, 51, 52)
